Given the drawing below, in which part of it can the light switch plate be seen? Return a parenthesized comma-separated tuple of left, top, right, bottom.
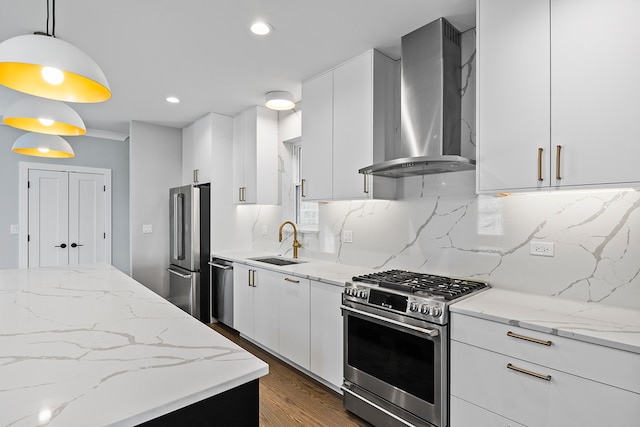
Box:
(262, 225, 269, 236)
(142, 224, 153, 234)
(343, 230, 353, 243)
(10, 224, 18, 234)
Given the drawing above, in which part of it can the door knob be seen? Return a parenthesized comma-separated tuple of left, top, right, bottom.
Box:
(70, 243, 83, 248)
(55, 243, 67, 248)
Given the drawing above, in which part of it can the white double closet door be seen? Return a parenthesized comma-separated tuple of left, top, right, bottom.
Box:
(20, 164, 112, 268)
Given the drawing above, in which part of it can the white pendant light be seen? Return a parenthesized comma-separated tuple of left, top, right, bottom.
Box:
(0, 34, 111, 103)
(3, 96, 86, 135)
(265, 91, 296, 111)
(12, 132, 75, 158)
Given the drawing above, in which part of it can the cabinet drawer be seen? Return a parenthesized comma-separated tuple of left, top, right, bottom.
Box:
(451, 313, 640, 393)
(450, 395, 524, 427)
(451, 340, 640, 427)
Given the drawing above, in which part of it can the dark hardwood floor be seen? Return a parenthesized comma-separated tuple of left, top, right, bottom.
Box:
(208, 323, 370, 427)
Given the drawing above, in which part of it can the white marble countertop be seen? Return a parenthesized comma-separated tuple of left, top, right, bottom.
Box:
(212, 250, 376, 287)
(0, 264, 268, 427)
(450, 288, 640, 354)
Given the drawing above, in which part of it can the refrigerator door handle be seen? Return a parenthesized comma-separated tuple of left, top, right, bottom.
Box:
(168, 268, 192, 279)
(173, 193, 185, 260)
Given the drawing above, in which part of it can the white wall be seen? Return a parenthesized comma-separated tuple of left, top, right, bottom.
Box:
(129, 121, 182, 296)
(0, 125, 130, 273)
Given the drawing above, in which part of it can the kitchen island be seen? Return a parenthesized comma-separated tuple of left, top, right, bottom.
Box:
(0, 264, 268, 426)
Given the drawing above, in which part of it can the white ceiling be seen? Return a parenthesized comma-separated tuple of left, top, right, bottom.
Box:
(0, 0, 476, 135)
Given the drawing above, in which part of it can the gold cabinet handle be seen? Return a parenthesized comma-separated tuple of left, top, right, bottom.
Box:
(507, 363, 551, 381)
(251, 269, 256, 287)
(556, 145, 562, 180)
(242, 187, 247, 202)
(537, 147, 544, 181)
(247, 269, 252, 286)
(507, 331, 552, 346)
(301, 179, 306, 198)
(284, 277, 300, 283)
(363, 174, 369, 194)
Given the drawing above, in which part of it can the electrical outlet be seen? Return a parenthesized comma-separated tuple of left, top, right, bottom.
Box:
(142, 224, 153, 234)
(343, 230, 353, 243)
(530, 241, 554, 257)
(10, 224, 18, 234)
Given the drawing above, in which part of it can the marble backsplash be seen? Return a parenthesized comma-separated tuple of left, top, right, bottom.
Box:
(250, 175, 640, 311)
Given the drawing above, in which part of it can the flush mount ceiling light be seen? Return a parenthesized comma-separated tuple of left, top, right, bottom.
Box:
(11, 132, 75, 158)
(250, 21, 272, 36)
(265, 91, 295, 110)
(166, 96, 180, 103)
(3, 96, 86, 135)
(0, 0, 111, 103)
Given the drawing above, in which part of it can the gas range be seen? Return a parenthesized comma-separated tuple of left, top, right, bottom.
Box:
(343, 269, 489, 325)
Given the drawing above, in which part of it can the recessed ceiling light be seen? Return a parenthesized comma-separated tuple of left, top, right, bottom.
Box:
(250, 21, 272, 36)
(166, 96, 180, 104)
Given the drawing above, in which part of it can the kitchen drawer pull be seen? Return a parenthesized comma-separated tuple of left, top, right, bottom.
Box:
(284, 277, 300, 283)
(556, 145, 562, 180)
(537, 147, 544, 181)
(363, 174, 369, 194)
(301, 179, 306, 198)
(507, 331, 552, 346)
(251, 269, 256, 287)
(507, 363, 551, 381)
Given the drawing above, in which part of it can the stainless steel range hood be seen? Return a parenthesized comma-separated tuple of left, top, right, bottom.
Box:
(359, 18, 475, 178)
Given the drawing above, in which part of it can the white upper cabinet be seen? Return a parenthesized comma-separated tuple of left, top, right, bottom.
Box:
(302, 50, 397, 201)
(550, 0, 640, 187)
(232, 106, 278, 204)
(477, 0, 640, 193)
(301, 70, 334, 200)
(182, 114, 214, 185)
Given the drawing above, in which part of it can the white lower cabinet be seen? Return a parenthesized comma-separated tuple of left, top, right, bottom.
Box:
(450, 313, 640, 426)
(277, 272, 310, 369)
(309, 280, 343, 390)
(233, 264, 343, 388)
(232, 264, 279, 352)
(450, 396, 524, 427)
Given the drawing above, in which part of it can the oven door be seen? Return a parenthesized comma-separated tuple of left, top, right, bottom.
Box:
(341, 302, 447, 427)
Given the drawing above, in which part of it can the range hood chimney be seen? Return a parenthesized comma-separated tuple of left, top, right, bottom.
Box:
(359, 18, 475, 178)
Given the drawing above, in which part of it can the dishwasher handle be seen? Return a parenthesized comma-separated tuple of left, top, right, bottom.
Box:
(208, 261, 232, 270)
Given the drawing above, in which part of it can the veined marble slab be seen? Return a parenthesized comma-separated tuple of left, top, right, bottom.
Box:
(450, 288, 640, 354)
(0, 264, 268, 426)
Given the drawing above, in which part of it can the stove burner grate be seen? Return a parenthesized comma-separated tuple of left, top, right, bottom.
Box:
(352, 269, 488, 301)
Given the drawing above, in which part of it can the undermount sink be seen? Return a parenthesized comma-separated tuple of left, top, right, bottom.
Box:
(249, 256, 307, 266)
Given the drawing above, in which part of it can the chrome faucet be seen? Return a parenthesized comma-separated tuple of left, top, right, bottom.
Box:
(278, 221, 302, 259)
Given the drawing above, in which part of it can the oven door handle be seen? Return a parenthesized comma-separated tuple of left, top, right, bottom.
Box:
(340, 305, 439, 337)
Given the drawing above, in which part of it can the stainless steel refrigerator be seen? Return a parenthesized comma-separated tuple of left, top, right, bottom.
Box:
(168, 184, 210, 322)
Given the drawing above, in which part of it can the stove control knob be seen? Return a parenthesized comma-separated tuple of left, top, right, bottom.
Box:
(345, 288, 352, 296)
(357, 290, 365, 299)
(430, 306, 442, 317)
(361, 291, 368, 299)
(409, 302, 419, 312)
(420, 304, 429, 314)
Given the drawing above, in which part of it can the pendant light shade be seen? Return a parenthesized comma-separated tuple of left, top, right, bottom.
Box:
(265, 91, 295, 111)
(3, 96, 86, 135)
(12, 132, 75, 158)
(0, 34, 111, 103)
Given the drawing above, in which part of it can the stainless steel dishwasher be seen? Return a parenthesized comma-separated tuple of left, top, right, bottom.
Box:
(209, 258, 234, 327)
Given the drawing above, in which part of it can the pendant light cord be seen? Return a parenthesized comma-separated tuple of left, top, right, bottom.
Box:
(43, 0, 55, 37)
